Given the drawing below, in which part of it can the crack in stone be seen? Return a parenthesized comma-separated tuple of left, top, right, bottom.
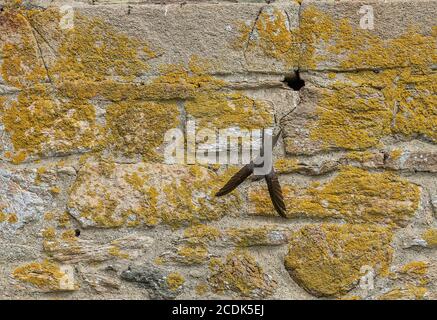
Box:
(243, 6, 264, 67)
(29, 25, 53, 84)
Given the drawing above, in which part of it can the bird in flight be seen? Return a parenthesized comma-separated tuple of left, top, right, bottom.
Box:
(215, 108, 295, 218)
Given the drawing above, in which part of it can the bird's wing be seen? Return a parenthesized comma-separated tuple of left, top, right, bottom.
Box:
(265, 169, 287, 218)
(216, 163, 254, 196)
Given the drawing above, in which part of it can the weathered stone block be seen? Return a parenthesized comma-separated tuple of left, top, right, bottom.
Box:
(299, 0, 437, 70)
(249, 166, 420, 226)
(284, 224, 393, 297)
(67, 161, 241, 228)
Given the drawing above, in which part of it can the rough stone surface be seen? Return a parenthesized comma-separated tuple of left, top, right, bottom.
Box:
(284, 224, 394, 297)
(121, 264, 185, 299)
(0, 0, 436, 300)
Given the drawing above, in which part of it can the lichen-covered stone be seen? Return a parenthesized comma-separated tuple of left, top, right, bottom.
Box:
(0, 0, 436, 300)
(224, 226, 290, 247)
(68, 161, 241, 228)
(284, 70, 436, 155)
(250, 166, 420, 226)
(208, 250, 277, 298)
(43, 231, 154, 263)
(120, 264, 184, 300)
(0, 5, 276, 163)
(12, 260, 76, 291)
(422, 229, 437, 248)
(284, 224, 393, 297)
(299, 2, 437, 70)
(0, 165, 76, 233)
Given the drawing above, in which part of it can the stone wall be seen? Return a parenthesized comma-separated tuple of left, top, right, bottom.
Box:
(0, 0, 435, 299)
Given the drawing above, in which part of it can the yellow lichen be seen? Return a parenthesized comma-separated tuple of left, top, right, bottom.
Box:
(274, 158, 300, 174)
(225, 226, 286, 247)
(106, 101, 179, 162)
(42, 227, 56, 240)
(50, 186, 61, 195)
(176, 245, 209, 265)
(208, 250, 277, 298)
(69, 163, 241, 229)
(250, 166, 420, 226)
(284, 224, 394, 297)
(422, 229, 437, 248)
(108, 245, 129, 259)
(390, 149, 403, 161)
(1, 6, 274, 163)
(0, 211, 6, 223)
(60, 230, 77, 243)
(235, 8, 299, 68)
(379, 286, 427, 300)
(297, 7, 437, 150)
(183, 224, 221, 245)
(166, 272, 185, 291)
(195, 283, 209, 296)
(299, 6, 436, 70)
(0, 210, 18, 224)
(399, 261, 428, 276)
(346, 151, 376, 163)
(44, 212, 55, 221)
(311, 69, 437, 150)
(8, 213, 17, 223)
(58, 212, 71, 228)
(13, 260, 66, 290)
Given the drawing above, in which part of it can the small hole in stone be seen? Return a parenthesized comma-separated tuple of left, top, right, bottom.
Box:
(383, 152, 389, 163)
(75, 229, 81, 237)
(283, 71, 305, 91)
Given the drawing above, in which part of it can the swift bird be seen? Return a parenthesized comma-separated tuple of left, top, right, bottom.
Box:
(215, 108, 296, 218)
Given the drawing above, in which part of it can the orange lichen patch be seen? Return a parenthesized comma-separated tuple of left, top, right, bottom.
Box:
(195, 283, 209, 296)
(7, 213, 18, 224)
(399, 261, 429, 277)
(68, 162, 241, 229)
(12, 260, 66, 290)
(42, 227, 56, 240)
(60, 230, 78, 243)
(311, 69, 437, 150)
(106, 101, 179, 162)
(51, 15, 152, 83)
(0, 210, 18, 224)
(284, 224, 393, 297)
(151, 57, 273, 130)
(1, 5, 273, 163)
(297, 7, 437, 150)
(299, 6, 436, 70)
(209, 250, 277, 298)
(379, 286, 427, 300)
(346, 151, 377, 163)
(108, 245, 130, 259)
(176, 245, 209, 265)
(250, 166, 420, 226)
(225, 226, 289, 247)
(50, 186, 61, 195)
(44, 212, 55, 221)
(166, 272, 185, 291)
(0, 8, 119, 162)
(274, 158, 300, 174)
(0, 10, 47, 88)
(185, 91, 273, 130)
(58, 212, 71, 228)
(235, 8, 299, 68)
(422, 229, 437, 248)
(183, 224, 221, 245)
(298, 6, 336, 69)
(389, 149, 403, 161)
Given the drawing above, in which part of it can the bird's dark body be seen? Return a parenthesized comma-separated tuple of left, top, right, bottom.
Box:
(215, 129, 287, 218)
